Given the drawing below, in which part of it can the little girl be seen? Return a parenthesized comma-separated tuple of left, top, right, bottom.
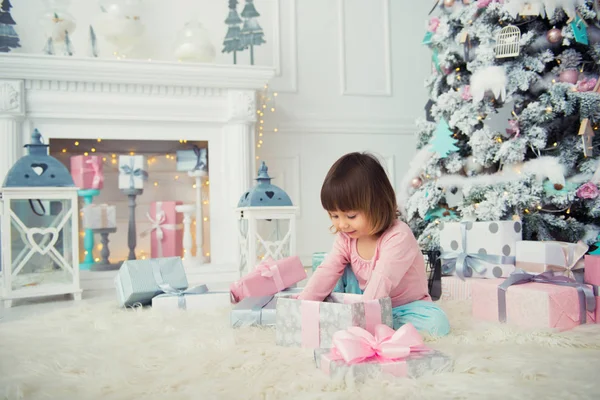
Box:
(298, 152, 450, 336)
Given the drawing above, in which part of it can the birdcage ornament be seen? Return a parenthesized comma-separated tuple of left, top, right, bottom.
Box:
(495, 25, 521, 58)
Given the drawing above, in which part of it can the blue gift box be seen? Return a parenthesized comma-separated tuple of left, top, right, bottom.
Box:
(176, 147, 208, 173)
(114, 256, 188, 307)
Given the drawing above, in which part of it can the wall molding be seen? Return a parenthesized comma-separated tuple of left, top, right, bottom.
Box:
(276, 117, 415, 135)
(337, 0, 392, 97)
(269, 0, 298, 93)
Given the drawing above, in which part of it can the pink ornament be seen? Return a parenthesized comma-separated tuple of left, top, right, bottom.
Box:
(428, 17, 440, 33)
(559, 69, 580, 84)
(576, 182, 599, 199)
(461, 85, 472, 100)
(506, 119, 520, 137)
(477, 0, 503, 8)
(576, 77, 598, 92)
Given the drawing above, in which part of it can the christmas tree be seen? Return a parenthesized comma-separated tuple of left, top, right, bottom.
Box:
(240, 0, 266, 65)
(0, 0, 20, 52)
(402, 0, 600, 251)
(222, 0, 245, 64)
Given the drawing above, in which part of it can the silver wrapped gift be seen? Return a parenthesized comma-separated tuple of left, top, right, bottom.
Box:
(230, 288, 303, 328)
(275, 293, 393, 349)
(314, 348, 453, 382)
(114, 257, 188, 307)
(82, 204, 116, 229)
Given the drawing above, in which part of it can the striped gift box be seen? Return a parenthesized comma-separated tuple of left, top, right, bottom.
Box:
(441, 276, 473, 301)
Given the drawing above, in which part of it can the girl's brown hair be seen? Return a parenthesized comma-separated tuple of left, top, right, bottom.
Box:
(321, 152, 397, 236)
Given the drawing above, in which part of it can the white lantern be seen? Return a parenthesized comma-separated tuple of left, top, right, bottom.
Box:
(236, 162, 298, 275)
(1, 130, 82, 308)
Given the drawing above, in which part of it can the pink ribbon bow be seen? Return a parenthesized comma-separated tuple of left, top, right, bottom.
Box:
(141, 210, 182, 258)
(255, 263, 286, 291)
(328, 323, 429, 365)
(84, 158, 103, 188)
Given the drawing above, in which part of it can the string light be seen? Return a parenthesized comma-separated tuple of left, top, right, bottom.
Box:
(74, 141, 79, 146)
(97, 138, 102, 142)
(91, 148, 96, 152)
(62, 149, 67, 153)
(84, 152, 89, 156)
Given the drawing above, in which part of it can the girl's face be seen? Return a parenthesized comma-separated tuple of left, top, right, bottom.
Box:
(328, 210, 372, 239)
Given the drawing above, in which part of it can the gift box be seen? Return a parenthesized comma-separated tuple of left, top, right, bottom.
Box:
(312, 252, 327, 272)
(143, 201, 183, 258)
(472, 274, 597, 331)
(516, 241, 587, 279)
(230, 256, 307, 304)
(275, 293, 393, 349)
(152, 287, 231, 312)
(313, 324, 453, 382)
(584, 255, 600, 286)
(114, 256, 188, 307)
(441, 276, 472, 301)
(118, 155, 148, 190)
(440, 220, 521, 279)
(176, 147, 208, 173)
(230, 288, 303, 328)
(70, 155, 104, 190)
(82, 204, 116, 229)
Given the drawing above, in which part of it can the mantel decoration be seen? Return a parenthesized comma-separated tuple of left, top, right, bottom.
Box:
(0, 0, 20, 52)
(222, 0, 266, 65)
(1, 129, 82, 308)
(40, 0, 76, 56)
(173, 20, 216, 63)
(95, 0, 145, 58)
(236, 162, 297, 275)
(118, 154, 148, 260)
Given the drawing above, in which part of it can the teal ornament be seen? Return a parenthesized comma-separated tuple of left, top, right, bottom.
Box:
(542, 180, 578, 196)
(238, 161, 292, 207)
(424, 207, 457, 222)
(429, 118, 459, 158)
(432, 48, 442, 73)
(570, 16, 588, 45)
(590, 235, 600, 255)
(3, 129, 74, 188)
(422, 31, 433, 45)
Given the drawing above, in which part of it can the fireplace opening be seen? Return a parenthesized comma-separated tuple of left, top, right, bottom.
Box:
(49, 138, 211, 267)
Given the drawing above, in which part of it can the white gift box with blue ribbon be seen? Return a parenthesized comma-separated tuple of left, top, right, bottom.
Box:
(439, 220, 522, 280)
(152, 289, 231, 312)
(118, 155, 148, 190)
(230, 288, 303, 328)
(114, 256, 188, 307)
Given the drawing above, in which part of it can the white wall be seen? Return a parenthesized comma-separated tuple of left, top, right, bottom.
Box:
(9, 0, 433, 265)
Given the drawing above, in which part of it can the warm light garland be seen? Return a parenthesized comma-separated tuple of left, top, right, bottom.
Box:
(255, 83, 279, 160)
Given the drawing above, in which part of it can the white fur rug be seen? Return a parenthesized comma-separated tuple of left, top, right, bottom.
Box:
(1, 299, 600, 400)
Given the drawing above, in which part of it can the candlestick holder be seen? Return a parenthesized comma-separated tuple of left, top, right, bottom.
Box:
(90, 227, 122, 270)
(77, 188, 100, 269)
(120, 188, 143, 260)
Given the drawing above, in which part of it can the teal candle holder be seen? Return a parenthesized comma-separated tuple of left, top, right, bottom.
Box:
(78, 188, 100, 270)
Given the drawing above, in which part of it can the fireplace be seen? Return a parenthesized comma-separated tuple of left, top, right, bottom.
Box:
(0, 54, 274, 289)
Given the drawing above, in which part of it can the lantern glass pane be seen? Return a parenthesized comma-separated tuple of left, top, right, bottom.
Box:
(255, 219, 291, 262)
(9, 198, 75, 290)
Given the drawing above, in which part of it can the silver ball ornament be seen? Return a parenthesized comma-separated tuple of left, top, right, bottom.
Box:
(546, 28, 562, 44)
(443, 0, 456, 6)
(464, 156, 483, 176)
(411, 177, 423, 189)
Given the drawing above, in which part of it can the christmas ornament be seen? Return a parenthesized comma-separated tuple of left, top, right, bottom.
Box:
(576, 182, 599, 199)
(443, 0, 455, 6)
(559, 69, 579, 84)
(464, 155, 484, 175)
(576, 77, 597, 92)
(546, 27, 562, 44)
(578, 118, 595, 157)
(470, 66, 507, 102)
(429, 118, 459, 158)
(495, 25, 521, 58)
(569, 15, 588, 45)
(411, 177, 423, 189)
(506, 119, 520, 137)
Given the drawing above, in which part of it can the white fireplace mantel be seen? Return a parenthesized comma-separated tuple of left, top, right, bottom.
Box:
(0, 53, 275, 290)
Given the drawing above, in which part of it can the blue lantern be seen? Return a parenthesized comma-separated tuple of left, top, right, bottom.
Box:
(236, 162, 298, 275)
(1, 129, 82, 308)
(3, 129, 74, 188)
(237, 161, 293, 207)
